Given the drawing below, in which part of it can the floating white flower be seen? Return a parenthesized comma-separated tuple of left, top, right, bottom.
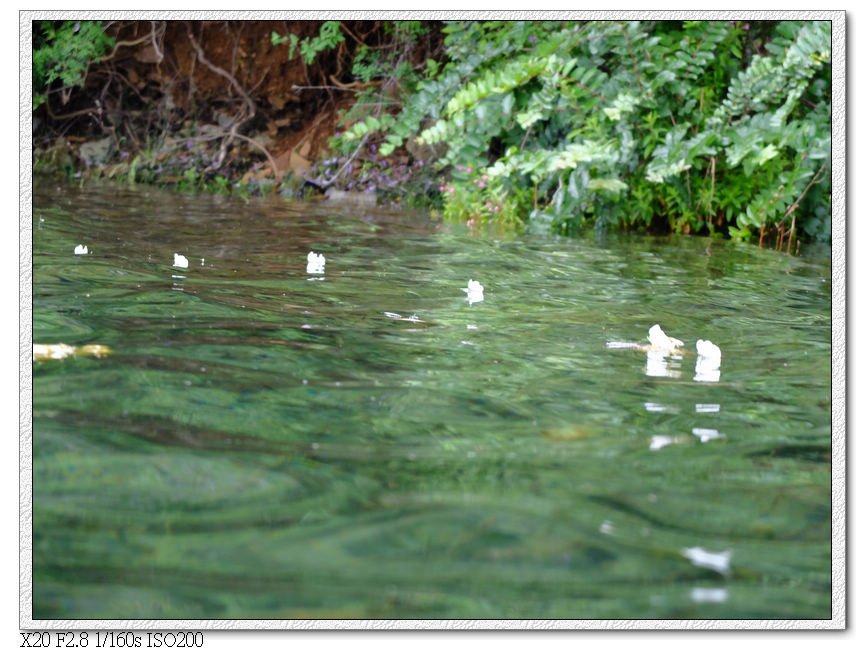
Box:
(696, 339, 722, 363)
(647, 324, 684, 353)
(681, 546, 732, 575)
(462, 279, 484, 304)
(307, 251, 326, 274)
(173, 253, 189, 269)
(695, 340, 722, 382)
(692, 427, 724, 443)
(74, 244, 88, 255)
(649, 435, 676, 451)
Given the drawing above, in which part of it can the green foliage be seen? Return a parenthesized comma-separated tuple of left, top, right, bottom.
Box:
(332, 20, 831, 242)
(270, 31, 299, 60)
(175, 168, 200, 193)
(299, 21, 344, 65)
(33, 21, 114, 109)
(272, 21, 345, 65)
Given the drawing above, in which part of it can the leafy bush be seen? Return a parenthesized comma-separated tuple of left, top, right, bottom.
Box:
(272, 21, 345, 65)
(334, 20, 831, 242)
(33, 21, 115, 110)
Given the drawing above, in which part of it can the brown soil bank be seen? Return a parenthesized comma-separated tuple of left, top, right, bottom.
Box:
(33, 20, 443, 194)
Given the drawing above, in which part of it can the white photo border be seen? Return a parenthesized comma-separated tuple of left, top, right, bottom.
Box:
(19, 9, 847, 631)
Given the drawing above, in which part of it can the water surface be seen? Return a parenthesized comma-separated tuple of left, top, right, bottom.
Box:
(32, 182, 831, 619)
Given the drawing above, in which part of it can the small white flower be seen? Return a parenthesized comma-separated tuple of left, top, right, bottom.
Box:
(649, 435, 676, 451)
(74, 244, 88, 255)
(696, 339, 722, 363)
(173, 253, 189, 269)
(682, 546, 732, 575)
(462, 279, 484, 304)
(692, 427, 724, 443)
(648, 324, 684, 353)
(306, 251, 326, 274)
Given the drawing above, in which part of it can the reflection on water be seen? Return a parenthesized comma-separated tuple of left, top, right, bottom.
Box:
(694, 354, 722, 383)
(32, 182, 831, 620)
(690, 587, 729, 604)
(645, 348, 684, 379)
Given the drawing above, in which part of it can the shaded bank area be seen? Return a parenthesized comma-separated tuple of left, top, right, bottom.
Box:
(33, 20, 444, 202)
(32, 19, 832, 246)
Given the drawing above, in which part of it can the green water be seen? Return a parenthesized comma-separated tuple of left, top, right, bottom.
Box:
(32, 182, 832, 620)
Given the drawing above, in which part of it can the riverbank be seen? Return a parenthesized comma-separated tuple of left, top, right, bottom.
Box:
(33, 20, 444, 206)
(33, 19, 832, 246)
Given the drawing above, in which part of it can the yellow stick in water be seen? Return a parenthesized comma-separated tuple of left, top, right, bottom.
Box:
(33, 343, 112, 362)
